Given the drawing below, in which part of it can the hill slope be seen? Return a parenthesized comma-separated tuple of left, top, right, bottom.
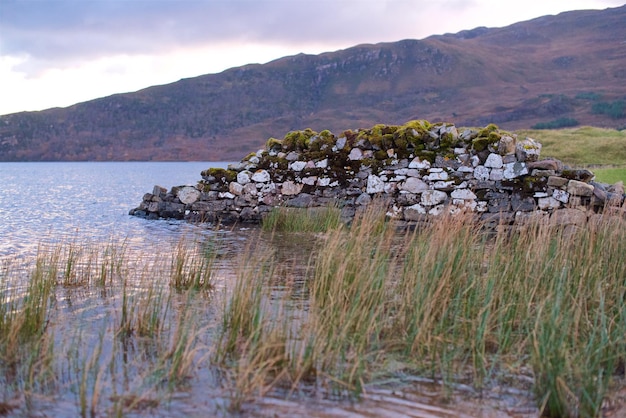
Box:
(1, 5, 625, 161)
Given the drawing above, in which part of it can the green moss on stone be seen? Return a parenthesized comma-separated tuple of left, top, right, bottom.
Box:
(201, 167, 237, 183)
(265, 137, 283, 151)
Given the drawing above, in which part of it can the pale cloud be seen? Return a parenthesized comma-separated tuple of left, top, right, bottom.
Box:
(0, 0, 623, 114)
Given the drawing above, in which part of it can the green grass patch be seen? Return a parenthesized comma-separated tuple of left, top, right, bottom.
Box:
(516, 126, 626, 166)
(261, 205, 343, 233)
(592, 166, 626, 184)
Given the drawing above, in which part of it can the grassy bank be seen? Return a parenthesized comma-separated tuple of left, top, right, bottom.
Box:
(516, 126, 626, 183)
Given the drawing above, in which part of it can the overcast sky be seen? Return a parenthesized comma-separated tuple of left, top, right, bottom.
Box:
(1, 0, 623, 115)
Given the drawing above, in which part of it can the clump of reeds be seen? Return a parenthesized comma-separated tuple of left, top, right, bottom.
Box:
(216, 204, 626, 416)
(261, 205, 343, 233)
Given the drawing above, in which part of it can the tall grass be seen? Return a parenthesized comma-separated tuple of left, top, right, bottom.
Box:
(261, 206, 343, 233)
(217, 206, 626, 416)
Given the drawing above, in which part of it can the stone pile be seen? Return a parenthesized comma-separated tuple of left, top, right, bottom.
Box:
(130, 121, 625, 227)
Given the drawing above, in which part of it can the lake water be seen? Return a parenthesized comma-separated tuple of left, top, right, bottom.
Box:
(0, 162, 233, 258)
(0, 162, 536, 417)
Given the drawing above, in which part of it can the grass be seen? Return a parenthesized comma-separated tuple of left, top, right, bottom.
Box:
(591, 167, 626, 184)
(516, 126, 626, 167)
(216, 205, 626, 416)
(261, 205, 343, 233)
(0, 238, 215, 416)
(2, 207, 625, 416)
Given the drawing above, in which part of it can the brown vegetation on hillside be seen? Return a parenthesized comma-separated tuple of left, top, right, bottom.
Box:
(0, 6, 624, 161)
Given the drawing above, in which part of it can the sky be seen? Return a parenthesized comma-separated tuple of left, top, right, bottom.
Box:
(1, 0, 624, 115)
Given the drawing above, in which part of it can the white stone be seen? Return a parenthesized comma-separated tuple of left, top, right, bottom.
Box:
(489, 169, 504, 181)
(315, 159, 329, 169)
(228, 182, 243, 196)
(429, 205, 445, 216)
(553, 189, 570, 203)
(302, 176, 317, 185)
(474, 165, 490, 181)
(219, 192, 235, 199)
(237, 171, 251, 185)
(248, 156, 260, 164)
(281, 181, 303, 196)
(470, 155, 481, 167)
(335, 136, 347, 150)
(348, 148, 363, 160)
(458, 166, 474, 173)
(421, 190, 447, 206)
(384, 182, 397, 194)
(538, 197, 561, 210)
(432, 181, 455, 189)
(454, 147, 467, 155)
(534, 192, 549, 198)
(451, 189, 477, 200)
(408, 157, 430, 169)
(484, 153, 503, 168)
(177, 186, 201, 204)
(366, 174, 385, 194)
(426, 170, 449, 181)
(289, 161, 307, 171)
(251, 170, 271, 183)
(243, 183, 257, 196)
(503, 162, 528, 179)
(317, 177, 332, 187)
(406, 168, 421, 177)
(260, 183, 276, 194)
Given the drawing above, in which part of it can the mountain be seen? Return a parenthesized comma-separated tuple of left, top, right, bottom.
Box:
(1, 6, 625, 161)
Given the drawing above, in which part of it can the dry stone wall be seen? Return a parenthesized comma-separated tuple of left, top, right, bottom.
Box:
(130, 121, 625, 227)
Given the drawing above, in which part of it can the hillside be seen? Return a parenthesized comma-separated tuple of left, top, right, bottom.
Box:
(1, 5, 625, 161)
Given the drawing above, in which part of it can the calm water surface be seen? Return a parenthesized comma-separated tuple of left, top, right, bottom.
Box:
(0, 162, 234, 257)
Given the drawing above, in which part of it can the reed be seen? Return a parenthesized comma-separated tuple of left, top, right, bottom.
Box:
(169, 239, 216, 291)
(261, 205, 343, 233)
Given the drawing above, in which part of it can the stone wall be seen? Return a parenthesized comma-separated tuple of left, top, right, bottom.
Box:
(130, 121, 625, 227)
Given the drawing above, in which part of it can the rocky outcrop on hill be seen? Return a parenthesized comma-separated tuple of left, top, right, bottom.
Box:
(129, 121, 626, 227)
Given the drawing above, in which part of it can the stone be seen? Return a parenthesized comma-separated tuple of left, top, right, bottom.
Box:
(251, 170, 271, 183)
(403, 204, 427, 221)
(451, 189, 477, 200)
(315, 159, 329, 169)
(281, 180, 303, 196)
(474, 165, 490, 181)
(400, 177, 428, 194)
(421, 190, 447, 206)
(153, 185, 166, 197)
(537, 196, 560, 210)
(515, 138, 542, 162)
(408, 157, 430, 169)
(547, 176, 568, 187)
(426, 170, 449, 181)
(355, 193, 372, 206)
(289, 161, 307, 171)
(237, 171, 252, 185)
(485, 153, 503, 168)
(553, 189, 570, 203)
(366, 174, 385, 194)
(177, 186, 201, 204)
(498, 135, 517, 155)
(567, 180, 594, 197)
(550, 208, 587, 227)
(503, 162, 528, 179)
(348, 148, 364, 160)
(228, 182, 243, 196)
